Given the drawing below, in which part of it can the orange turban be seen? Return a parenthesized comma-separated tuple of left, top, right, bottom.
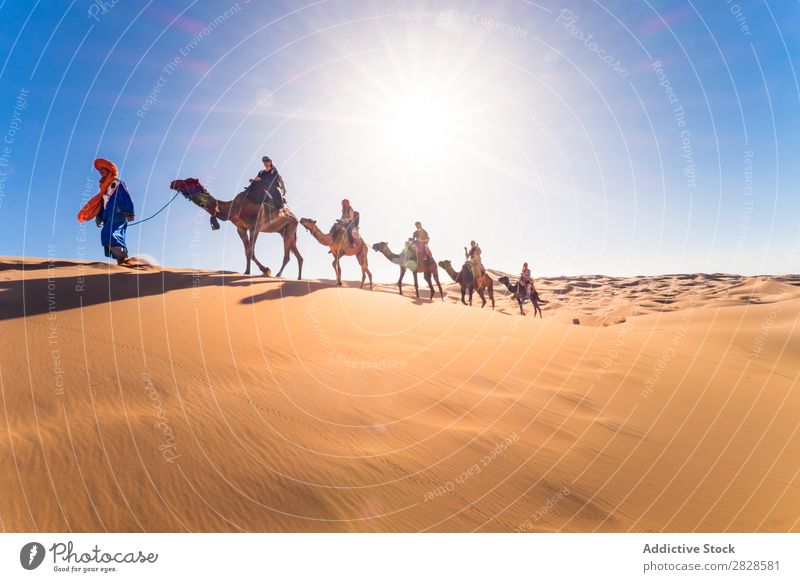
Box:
(77, 158, 119, 222)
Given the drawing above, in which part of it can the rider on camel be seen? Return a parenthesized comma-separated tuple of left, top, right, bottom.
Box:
(520, 262, 533, 297)
(464, 240, 483, 282)
(248, 155, 287, 214)
(340, 198, 360, 245)
(411, 221, 432, 265)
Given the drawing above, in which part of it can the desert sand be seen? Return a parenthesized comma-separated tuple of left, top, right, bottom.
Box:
(0, 257, 798, 532)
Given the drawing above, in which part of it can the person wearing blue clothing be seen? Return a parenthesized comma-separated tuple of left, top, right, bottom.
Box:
(92, 158, 135, 264)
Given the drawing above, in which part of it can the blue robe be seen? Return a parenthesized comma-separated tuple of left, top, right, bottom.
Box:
(99, 180, 134, 256)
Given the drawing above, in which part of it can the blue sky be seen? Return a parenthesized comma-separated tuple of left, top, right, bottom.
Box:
(0, 0, 798, 279)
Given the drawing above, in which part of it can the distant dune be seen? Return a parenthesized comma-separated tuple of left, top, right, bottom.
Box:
(0, 257, 798, 532)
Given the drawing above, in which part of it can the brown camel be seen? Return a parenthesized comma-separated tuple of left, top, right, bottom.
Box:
(372, 241, 444, 300)
(300, 218, 373, 289)
(169, 178, 303, 278)
(438, 259, 495, 309)
(498, 276, 544, 317)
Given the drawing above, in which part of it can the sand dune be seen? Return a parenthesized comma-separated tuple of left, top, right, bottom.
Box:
(0, 257, 798, 532)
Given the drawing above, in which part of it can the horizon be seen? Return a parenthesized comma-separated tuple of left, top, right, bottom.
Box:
(3, 254, 796, 281)
(0, 1, 798, 280)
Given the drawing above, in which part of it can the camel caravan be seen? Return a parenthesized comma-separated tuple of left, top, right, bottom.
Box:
(80, 155, 543, 316)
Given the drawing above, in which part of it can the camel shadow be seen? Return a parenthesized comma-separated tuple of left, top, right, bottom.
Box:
(0, 260, 108, 272)
(0, 268, 252, 321)
(364, 282, 444, 305)
(240, 278, 375, 304)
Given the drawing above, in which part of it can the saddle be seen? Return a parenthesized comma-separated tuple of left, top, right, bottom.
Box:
(407, 240, 431, 266)
(461, 262, 475, 285)
(243, 187, 295, 219)
(332, 220, 358, 247)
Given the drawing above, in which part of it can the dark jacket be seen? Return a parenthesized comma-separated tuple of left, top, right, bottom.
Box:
(250, 167, 286, 208)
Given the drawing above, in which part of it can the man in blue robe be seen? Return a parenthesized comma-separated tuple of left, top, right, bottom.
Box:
(95, 172, 135, 264)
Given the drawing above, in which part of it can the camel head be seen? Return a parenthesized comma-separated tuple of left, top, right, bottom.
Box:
(498, 276, 510, 287)
(170, 178, 204, 198)
(171, 178, 221, 229)
(171, 178, 217, 209)
(299, 218, 317, 232)
(437, 259, 452, 270)
(372, 242, 389, 253)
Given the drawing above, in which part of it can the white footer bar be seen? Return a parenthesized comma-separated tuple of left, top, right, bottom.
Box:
(1, 533, 797, 581)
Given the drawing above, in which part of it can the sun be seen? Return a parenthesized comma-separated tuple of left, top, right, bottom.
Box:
(342, 51, 489, 167)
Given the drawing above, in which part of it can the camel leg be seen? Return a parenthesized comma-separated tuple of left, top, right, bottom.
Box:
(478, 287, 487, 308)
(468, 286, 474, 306)
(247, 227, 270, 275)
(286, 227, 303, 280)
(413, 271, 420, 298)
(519, 298, 526, 316)
(434, 272, 444, 301)
(365, 263, 373, 290)
(275, 230, 292, 278)
(489, 284, 495, 310)
(359, 247, 373, 290)
(237, 227, 252, 275)
(332, 257, 342, 286)
(292, 243, 304, 280)
(424, 272, 434, 300)
(461, 287, 467, 305)
(398, 266, 406, 295)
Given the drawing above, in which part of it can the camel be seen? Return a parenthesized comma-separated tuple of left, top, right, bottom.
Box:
(437, 259, 495, 309)
(498, 276, 543, 317)
(300, 218, 373, 289)
(372, 241, 444, 300)
(169, 178, 303, 278)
